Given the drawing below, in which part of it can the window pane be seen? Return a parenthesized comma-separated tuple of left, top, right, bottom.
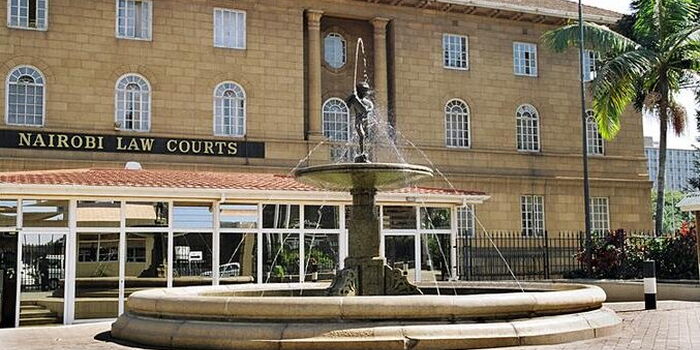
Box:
(125, 232, 167, 288)
(20, 233, 65, 325)
(421, 207, 451, 230)
(304, 233, 339, 282)
(262, 232, 299, 282)
(220, 204, 257, 229)
(173, 232, 212, 285)
(0, 200, 18, 227)
(77, 201, 120, 228)
(421, 233, 452, 281)
(125, 202, 168, 228)
(382, 206, 416, 229)
(173, 203, 213, 229)
(304, 205, 339, 229)
(22, 200, 69, 228)
(262, 204, 300, 229)
(219, 232, 257, 282)
(385, 235, 415, 282)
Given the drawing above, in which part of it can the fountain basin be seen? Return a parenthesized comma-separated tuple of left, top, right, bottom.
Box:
(112, 282, 621, 350)
(293, 162, 433, 191)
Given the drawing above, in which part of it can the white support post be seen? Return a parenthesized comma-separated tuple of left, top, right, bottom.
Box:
(299, 205, 305, 283)
(64, 200, 77, 325)
(379, 205, 385, 258)
(414, 206, 421, 282)
(118, 201, 126, 315)
(257, 203, 263, 284)
(14, 199, 23, 328)
(212, 201, 220, 286)
(450, 206, 458, 281)
(167, 201, 174, 289)
(339, 204, 346, 269)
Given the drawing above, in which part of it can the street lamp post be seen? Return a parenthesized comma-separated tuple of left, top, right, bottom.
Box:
(578, 0, 593, 274)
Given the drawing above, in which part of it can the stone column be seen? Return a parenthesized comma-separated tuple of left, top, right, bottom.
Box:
(370, 17, 390, 124)
(307, 10, 324, 138)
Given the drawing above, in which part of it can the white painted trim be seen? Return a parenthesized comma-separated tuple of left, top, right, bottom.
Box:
(64, 199, 77, 325)
(212, 8, 246, 50)
(212, 201, 220, 286)
(14, 198, 22, 328)
(114, 72, 152, 132)
(512, 42, 538, 78)
(115, 0, 153, 41)
(5, 65, 47, 128)
(118, 201, 126, 315)
(212, 81, 247, 138)
(438, 0, 619, 24)
(444, 98, 471, 149)
(6, 0, 49, 31)
(166, 200, 173, 288)
(442, 33, 469, 71)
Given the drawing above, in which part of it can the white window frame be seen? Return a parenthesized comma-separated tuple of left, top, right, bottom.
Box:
(7, 0, 48, 30)
(457, 205, 475, 238)
(442, 33, 469, 70)
(114, 73, 151, 132)
(324, 32, 347, 69)
(5, 65, 46, 127)
(322, 97, 351, 142)
(520, 195, 545, 237)
(444, 99, 471, 149)
(583, 50, 598, 82)
(115, 0, 152, 41)
(590, 197, 610, 233)
(213, 8, 246, 50)
(515, 104, 541, 152)
(585, 110, 605, 156)
(213, 81, 246, 137)
(513, 42, 538, 77)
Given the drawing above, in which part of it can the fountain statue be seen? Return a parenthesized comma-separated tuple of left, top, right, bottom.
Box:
(294, 81, 433, 296)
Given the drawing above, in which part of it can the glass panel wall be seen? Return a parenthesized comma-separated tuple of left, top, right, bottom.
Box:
(220, 204, 257, 229)
(263, 204, 300, 229)
(420, 207, 451, 230)
(0, 231, 18, 328)
(262, 233, 299, 283)
(420, 234, 452, 282)
(125, 202, 168, 228)
(383, 206, 416, 229)
(173, 203, 213, 229)
(76, 201, 120, 228)
(75, 232, 119, 320)
(304, 205, 339, 229)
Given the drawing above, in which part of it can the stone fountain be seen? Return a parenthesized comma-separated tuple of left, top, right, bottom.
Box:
(111, 82, 621, 350)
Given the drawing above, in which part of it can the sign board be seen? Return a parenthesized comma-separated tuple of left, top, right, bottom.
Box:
(0, 129, 265, 158)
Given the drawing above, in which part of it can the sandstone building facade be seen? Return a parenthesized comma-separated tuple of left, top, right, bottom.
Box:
(0, 0, 652, 234)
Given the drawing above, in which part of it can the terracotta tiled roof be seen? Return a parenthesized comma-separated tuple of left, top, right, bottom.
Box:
(0, 168, 486, 196)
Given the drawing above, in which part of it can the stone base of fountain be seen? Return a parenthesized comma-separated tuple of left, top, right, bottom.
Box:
(111, 282, 621, 350)
(327, 262, 420, 296)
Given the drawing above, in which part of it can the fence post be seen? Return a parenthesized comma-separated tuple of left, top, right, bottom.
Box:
(543, 230, 550, 280)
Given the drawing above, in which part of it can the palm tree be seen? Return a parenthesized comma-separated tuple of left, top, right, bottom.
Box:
(543, 0, 700, 234)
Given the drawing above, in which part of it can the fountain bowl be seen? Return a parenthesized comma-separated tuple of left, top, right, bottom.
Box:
(292, 162, 434, 191)
(111, 281, 621, 350)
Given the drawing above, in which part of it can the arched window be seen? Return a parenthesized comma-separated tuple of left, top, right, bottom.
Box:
(444, 99, 470, 148)
(6, 66, 45, 126)
(214, 82, 246, 137)
(516, 104, 540, 151)
(586, 110, 604, 155)
(324, 33, 346, 69)
(322, 98, 350, 141)
(115, 74, 151, 131)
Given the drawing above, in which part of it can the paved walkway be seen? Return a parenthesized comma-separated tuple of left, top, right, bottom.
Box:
(0, 301, 698, 350)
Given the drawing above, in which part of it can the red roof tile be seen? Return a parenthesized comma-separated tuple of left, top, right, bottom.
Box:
(0, 168, 486, 196)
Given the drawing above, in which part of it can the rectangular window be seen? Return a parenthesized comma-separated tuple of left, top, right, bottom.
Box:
(586, 118, 605, 156)
(520, 195, 544, 237)
(590, 197, 610, 233)
(583, 50, 598, 82)
(443, 34, 468, 70)
(457, 205, 475, 238)
(8, 0, 47, 30)
(116, 0, 152, 40)
(214, 8, 246, 49)
(513, 42, 538, 77)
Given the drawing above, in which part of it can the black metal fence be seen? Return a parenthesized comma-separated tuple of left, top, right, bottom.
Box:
(456, 231, 659, 281)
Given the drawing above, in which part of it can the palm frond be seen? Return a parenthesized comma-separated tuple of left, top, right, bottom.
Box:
(590, 49, 659, 139)
(634, 0, 698, 46)
(541, 22, 639, 55)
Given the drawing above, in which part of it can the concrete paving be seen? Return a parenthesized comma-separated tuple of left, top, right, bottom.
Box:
(0, 301, 698, 350)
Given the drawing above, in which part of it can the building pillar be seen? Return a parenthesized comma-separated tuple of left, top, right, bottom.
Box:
(306, 9, 324, 139)
(370, 17, 390, 124)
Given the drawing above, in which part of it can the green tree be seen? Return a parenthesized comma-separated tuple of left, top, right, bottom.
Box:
(689, 101, 700, 191)
(543, 0, 700, 234)
(651, 190, 694, 232)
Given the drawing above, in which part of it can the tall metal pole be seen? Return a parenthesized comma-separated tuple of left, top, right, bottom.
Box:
(578, 0, 593, 275)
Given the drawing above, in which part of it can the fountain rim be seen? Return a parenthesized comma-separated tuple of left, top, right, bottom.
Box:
(292, 162, 434, 191)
